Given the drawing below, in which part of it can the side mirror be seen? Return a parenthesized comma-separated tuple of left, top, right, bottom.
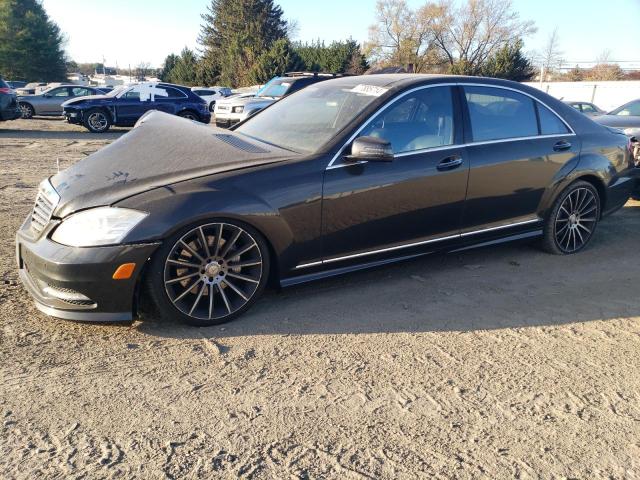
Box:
(346, 136, 394, 162)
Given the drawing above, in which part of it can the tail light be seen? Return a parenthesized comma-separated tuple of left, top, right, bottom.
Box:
(0, 87, 12, 94)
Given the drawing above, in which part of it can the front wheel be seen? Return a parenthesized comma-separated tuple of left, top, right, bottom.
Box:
(83, 108, 111, 133)
(541, 180, 600, 255)
(143, 220, 270, 326)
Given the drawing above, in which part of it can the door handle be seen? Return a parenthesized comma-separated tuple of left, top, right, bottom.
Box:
(437, 155, 463, 171)
(553, 140, 572, 151)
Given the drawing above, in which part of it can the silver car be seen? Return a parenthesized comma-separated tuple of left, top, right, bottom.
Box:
(18, 85, 104, 118)
(593, 99, 640, 138)
(564, 101, 604, 117)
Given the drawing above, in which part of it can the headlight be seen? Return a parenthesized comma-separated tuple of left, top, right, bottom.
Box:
(623, 127, 640, 137)
(51, 207, 147, 247)
(232, 106, 244, 113)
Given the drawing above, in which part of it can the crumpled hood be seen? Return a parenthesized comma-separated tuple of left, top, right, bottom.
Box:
(62, 94, 110, 107)
(50, 111, 295, 217)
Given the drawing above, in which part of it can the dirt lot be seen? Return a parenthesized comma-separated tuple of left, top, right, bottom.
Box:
(1, 118, 640, 479)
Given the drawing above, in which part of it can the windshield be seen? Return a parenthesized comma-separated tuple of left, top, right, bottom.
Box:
(256, 78, 293, 98)
(236, 79, 390, 154)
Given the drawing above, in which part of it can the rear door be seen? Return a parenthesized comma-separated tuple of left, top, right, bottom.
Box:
(461, 85, 578, 233)
(154, 86, 189, 114)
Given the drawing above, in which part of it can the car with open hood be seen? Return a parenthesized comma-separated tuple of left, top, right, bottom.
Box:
(16, 74, 639, 326)
(62, 82, 211, 133)
(213, 72, 338, 128)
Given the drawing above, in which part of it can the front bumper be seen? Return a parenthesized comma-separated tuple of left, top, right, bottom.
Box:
(63, 109, 82, 124)
(16, 227, 160, 322)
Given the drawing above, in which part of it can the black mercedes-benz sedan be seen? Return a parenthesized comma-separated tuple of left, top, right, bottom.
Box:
(16, 75, 639, 326)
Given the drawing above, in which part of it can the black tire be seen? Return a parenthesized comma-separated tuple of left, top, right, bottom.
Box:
(142, 219, 270, 327)
(178, 110, 199, 121)
(83, 108, 111, 133)
(209, 101, 216, 112)
(541, 180, 600, 255)
(19, 102, 34, 119)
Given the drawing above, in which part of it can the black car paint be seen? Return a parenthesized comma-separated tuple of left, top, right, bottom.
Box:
(16, 75, 638, 321)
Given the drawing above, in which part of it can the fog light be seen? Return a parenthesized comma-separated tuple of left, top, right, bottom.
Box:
(112, 263, 136, 280)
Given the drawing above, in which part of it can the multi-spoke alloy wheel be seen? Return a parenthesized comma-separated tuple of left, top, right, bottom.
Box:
(83, 108, 111, 133)
(160, 222, 266, 324)
(542, 181, 600, 255)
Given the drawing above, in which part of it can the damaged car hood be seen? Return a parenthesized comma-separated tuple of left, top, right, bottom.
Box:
(50, 111, 296, 217)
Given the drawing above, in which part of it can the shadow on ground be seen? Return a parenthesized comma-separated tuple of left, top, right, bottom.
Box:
(129, 204, 640, 339)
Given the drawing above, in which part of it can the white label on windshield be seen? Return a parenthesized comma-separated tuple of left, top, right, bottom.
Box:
(349, 84, 389, 96)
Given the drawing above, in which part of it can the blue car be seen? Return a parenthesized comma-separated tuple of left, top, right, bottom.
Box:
(62, 82, 211, 133)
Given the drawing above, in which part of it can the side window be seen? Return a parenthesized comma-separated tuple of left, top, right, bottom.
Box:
(122, 90, 140, 100)
(465, 86, 537, 142)
(359, 86, 454, 154)
(50, 88, 70, 97)
(581, 104, 596, 113)
(162, 87, 187, 99)
(537, 103, 570, 135)
(615, 101, 640, 116)
(71, 87, 90, 96)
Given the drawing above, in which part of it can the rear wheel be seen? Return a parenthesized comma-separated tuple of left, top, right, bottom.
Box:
(178, 110, 199, 121)
(541, 180, 600, 254)
(83, 108, 111, 133)
(143, 220, 270, 326)
(19, 102, 34, 119)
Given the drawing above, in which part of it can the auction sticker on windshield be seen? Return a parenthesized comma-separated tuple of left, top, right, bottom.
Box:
(349, 84, 389, 96)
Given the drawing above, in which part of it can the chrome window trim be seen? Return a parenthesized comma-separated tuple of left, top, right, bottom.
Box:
(294, 217, 540, 270)
(325, 82, 575, 170)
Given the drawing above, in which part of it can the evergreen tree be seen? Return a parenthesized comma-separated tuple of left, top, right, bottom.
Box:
(248, 38, 302, 84)
(159, 53, 179, 82)
(198, 0, 288, 87)
(0, 0, 67, 81)
(481, 40, 534, 82)
(167, 48, 199, 86)
(293, 39, 368, 74)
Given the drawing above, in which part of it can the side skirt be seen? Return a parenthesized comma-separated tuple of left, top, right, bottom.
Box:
(280, 229, 543, 288)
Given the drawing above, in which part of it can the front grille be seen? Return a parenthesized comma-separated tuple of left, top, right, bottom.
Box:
(30, 180, 60, 236)
(216, 105, 229, 111)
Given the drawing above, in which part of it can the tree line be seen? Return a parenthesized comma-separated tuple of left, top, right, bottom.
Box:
(0, 0, 635, 86)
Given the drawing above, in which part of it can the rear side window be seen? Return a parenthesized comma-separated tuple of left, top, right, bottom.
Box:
(537, 103, 569, 135)
(464, 86, 537, 142)
(161, 87, 187, 99)
(614, 101, 640, 116)
(194, 89, 215, 96)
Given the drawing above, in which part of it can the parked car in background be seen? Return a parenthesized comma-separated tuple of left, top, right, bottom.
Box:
(6, 80, 27, 90)
(62, 82, 211, 133)
(593, 99, 640, 139)
(564, 101, 604, 117)
(0, 76, 21, 121)
(191, 86, 231, 111)
(16, 75, 638, 326)
(18, 85, 106, 118)
(16, 82, 48, 96)
(214, 72, 340, 128)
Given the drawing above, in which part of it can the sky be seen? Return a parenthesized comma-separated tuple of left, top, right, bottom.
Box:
(41, 0, 640, 69)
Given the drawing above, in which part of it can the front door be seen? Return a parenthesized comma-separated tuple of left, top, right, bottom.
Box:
(321, 86, 469, 261)
(40, 87, 71, 115)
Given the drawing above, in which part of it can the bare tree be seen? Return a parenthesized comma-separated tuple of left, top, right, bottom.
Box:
(135, 62, 151, 81)
(539, 27, 563, 79)
(587, 50, 623, 81)
(365, 0, 443, 73)
(429, 0, 536, 75)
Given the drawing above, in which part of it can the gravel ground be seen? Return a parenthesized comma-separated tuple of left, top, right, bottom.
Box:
(1, 118, 640, 479)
